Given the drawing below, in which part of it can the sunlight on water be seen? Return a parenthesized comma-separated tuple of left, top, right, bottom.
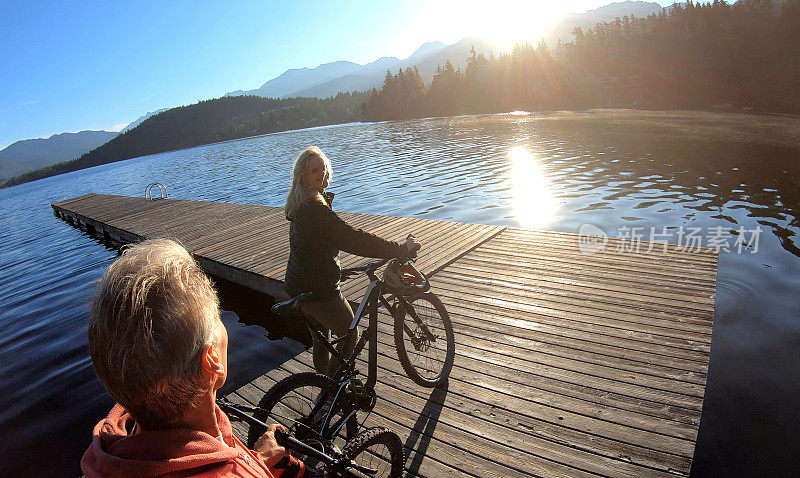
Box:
(2, 112, 800, 476)
(508, 145, 558, 229)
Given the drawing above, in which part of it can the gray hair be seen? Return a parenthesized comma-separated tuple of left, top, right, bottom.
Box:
(87, 239, 220, 429)
(285, 146, 332, 220)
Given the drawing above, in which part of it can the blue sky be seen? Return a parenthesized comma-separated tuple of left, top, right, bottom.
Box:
(0, 0, 675, 150)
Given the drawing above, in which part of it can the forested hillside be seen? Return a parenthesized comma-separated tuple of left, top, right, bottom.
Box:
(2, 93, 366, 188)
(5, 1, 797, 189)
(0, 130, 118, 180)
(365, 0, 800, 120)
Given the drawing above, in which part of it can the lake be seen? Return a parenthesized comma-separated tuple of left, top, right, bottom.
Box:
(1, 110, 798, 477)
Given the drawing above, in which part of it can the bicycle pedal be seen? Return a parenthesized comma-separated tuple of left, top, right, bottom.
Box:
(347, 378, 366, 396)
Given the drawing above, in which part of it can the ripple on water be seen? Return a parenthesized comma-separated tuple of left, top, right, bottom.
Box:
(1, 113, 800, 476)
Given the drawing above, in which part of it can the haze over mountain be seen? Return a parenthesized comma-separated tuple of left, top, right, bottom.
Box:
(543, 1, 666, 47)
(0, 108, 173, 180)
(2, 1, 672, 185)
(227, 41, 449, 99)
(121, 108, 170, 133)
(226, 61, 364, 98)
(289, 39, 497, 99)
(225, 1, 667, 101)
(0, 130, 118, 180)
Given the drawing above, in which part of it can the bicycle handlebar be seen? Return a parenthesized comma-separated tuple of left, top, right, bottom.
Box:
(273, 233, 423, 315)
(340, 255, 417, 278)
(340, 234, 419, 281)
(273, 429, 336, 467)
(273, 429, 376, 476)
(340, 258, 389, 277)
(217, 400, 327, 459)
(216, 399, 375, 476)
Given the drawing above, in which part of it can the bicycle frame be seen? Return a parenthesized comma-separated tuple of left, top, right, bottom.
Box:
(291, 260, 438, 441)
(307, 279, 434, 388)
(296, 283, 380, 441)
(218, 399, 379, 476)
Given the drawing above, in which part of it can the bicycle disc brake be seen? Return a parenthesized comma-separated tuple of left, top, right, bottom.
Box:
(347, 378, 376, 411)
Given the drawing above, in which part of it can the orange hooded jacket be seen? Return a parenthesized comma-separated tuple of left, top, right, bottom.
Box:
(81, 404, 303, 478)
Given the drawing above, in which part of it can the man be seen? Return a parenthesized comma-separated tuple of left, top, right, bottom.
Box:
(81, 239, 304, 477)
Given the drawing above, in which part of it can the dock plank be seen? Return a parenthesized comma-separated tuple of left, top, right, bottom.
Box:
(52, 194, 717, 477)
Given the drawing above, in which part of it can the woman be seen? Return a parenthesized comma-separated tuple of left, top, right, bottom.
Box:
(284, 146, 420, 376)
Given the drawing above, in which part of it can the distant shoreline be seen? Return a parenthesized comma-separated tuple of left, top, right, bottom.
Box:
(0, 121, 370, 190)
(3, 108, 799, 191)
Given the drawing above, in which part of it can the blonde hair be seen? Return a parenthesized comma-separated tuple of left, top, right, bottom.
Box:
(285, 146, 333, 220)
(87, 239, 221, 430)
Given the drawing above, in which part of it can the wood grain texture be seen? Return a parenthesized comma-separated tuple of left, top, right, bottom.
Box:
(52, 194, 717, 477)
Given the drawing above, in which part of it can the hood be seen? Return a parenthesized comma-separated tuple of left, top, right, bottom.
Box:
(287, 191, 335, 222)
(81, 404, 241, 478)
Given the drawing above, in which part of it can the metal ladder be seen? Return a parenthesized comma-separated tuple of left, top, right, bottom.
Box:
(145, 183, 169, 201)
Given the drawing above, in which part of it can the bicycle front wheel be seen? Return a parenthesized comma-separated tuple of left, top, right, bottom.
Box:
(393, 292, 455, 387)
(246, 372, 358, 453)
(341, 427, 404, 478)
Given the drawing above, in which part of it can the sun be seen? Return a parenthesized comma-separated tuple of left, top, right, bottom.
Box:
(477, 1, 568, 49)
(412, 1, 568, 52)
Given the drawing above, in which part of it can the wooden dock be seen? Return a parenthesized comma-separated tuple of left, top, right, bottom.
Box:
(53, 193, 718, 477)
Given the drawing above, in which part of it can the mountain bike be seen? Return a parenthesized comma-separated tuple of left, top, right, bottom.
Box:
(219, 397, 404, 477)
(246, 255, 455, 449)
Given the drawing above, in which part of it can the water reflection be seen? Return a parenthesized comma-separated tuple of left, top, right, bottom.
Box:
(508, 146, 559, 229)
(1, 111, 800, 476)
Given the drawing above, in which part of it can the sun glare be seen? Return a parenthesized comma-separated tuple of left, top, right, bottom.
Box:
(508, 146, 559, 229)
(411, 1, 568, 53)
(480, 1, 567, 49)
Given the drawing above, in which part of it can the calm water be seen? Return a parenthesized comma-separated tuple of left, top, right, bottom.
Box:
(1, 113, 798, 477)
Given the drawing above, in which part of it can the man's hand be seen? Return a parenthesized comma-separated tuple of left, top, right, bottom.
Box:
(254, 423, 289, 468)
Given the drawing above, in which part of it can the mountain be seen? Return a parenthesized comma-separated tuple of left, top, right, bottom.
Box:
(1, 94, 369, 189)
(586, 0, 666, 18)
(0, 107, 168, 180)
(0, 130, 118, 180)
(226, 2, 665, 101)
(281, 37, 496, 98)
(408, 37, 496, 84)
(225, 47, 454, 98)
(122, 108, 169, 132)
(227, 61, 364, 98)
(544, 1, 666, 45)
(408, 41, 447, 60)
(225, 42, 450, 100)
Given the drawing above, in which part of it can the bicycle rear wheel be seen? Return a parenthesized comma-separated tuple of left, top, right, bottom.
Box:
(341, 427, 404, 478)
(247, 372, 358, 455)
(393, 292, 455, 387)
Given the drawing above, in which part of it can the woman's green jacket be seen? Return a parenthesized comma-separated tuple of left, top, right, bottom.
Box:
(285, 193, 406, 300)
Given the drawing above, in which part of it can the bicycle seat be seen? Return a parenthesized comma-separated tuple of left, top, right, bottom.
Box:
(271, 291, 314, 315)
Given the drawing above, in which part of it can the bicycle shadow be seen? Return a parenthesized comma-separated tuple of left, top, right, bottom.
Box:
(403, 381, 449, 475)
